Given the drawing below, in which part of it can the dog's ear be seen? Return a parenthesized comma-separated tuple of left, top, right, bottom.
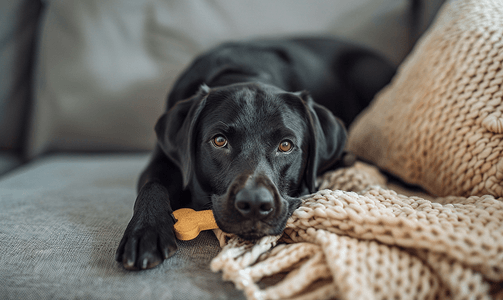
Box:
(299, 91, 347, 193)
(155, 85, 209, 188)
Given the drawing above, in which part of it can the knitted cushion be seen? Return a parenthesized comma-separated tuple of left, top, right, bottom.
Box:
(346, 0, 503, 197)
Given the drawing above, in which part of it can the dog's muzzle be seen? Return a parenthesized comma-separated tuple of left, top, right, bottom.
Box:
(212, 172, 285, 240)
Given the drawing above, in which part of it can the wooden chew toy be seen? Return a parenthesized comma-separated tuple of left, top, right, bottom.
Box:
(172, 208, 218, 241)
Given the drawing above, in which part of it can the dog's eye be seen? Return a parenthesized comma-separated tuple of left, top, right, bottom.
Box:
(212, 135, 228, 148)
(278, 140, 293, 153)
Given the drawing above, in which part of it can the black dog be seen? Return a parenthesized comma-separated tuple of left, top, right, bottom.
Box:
(116, 37, 395, 270)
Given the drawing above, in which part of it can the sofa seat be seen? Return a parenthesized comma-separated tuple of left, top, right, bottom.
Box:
(0, 154, 244, 299)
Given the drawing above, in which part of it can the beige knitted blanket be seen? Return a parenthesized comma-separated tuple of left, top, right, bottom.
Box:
(211, 163, 503, 300)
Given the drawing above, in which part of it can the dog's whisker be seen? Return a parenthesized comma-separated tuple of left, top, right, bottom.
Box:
(258, 219, 274, 228)
(202, 202, 213, 210)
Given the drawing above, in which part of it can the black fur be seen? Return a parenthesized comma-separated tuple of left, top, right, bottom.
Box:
(115, 37, 395, 270)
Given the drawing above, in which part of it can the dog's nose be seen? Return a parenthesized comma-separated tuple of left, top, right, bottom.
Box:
(234, 186, 274, 219)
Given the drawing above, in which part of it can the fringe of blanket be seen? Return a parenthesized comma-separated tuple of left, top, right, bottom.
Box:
(210, 162, 503, 300)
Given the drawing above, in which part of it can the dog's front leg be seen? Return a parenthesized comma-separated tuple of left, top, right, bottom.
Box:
(115, 181, 177, 270)
(115, 147, 182, 270)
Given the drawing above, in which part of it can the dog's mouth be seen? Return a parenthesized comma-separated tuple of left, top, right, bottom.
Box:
(213, 214, 284, 240)
(238, 231, 270, 241)
(211, 192, 300, 241)
(214, 216, 281, 240)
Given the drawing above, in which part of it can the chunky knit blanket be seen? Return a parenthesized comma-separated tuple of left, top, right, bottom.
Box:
(211, 163, 503, 300)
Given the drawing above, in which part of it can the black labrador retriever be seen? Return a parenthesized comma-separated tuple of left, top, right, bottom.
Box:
(116, 37, 395, 270)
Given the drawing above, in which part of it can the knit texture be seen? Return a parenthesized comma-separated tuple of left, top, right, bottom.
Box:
(210, 162, 503, 300)
(347, 0, 503, 197)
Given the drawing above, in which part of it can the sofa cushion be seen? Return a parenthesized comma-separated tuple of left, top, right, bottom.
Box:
(28, 0, 430, 157)
(347, 0, 503, 197)
(0, 154, 244, 299)
(0, 0, 42, 152)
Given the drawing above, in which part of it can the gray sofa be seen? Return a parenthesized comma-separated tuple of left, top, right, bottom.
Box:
(0, 1, 444, 299)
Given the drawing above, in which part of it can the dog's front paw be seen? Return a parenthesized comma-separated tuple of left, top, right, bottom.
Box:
(115, 216, 178, 270)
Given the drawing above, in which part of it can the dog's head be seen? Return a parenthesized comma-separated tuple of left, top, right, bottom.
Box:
(155, 82, 346, 239)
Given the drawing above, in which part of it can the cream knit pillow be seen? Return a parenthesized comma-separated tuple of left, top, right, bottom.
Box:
(347, 0, 503, 197)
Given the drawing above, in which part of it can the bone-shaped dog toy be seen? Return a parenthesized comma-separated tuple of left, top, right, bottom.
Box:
(172, 208, 218, 241)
